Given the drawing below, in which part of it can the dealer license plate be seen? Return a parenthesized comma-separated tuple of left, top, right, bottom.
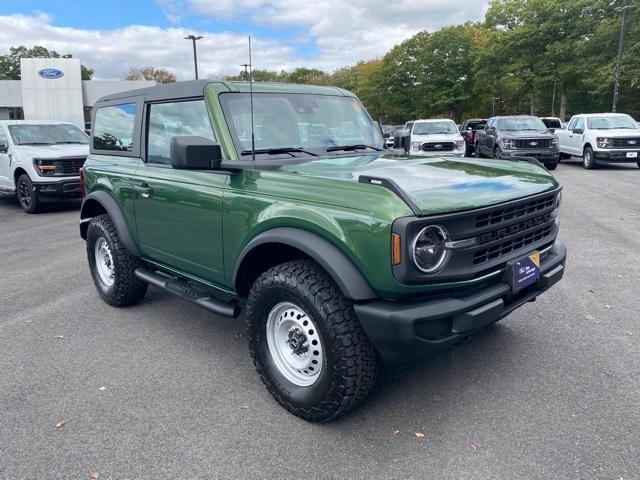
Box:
(510, 251, 540, 293)
(626, 152, 638, 158)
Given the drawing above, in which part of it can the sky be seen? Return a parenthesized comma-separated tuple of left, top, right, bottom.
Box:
(0, 0, 490, 80)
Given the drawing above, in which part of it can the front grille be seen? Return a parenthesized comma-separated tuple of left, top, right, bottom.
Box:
(514, 138, 552, 149)
(610, 137, 640, 148)
(473, 224, 554, 265)
(422, 142, 455, 152)
(475, 193, 555, 228)
(54, 157, 86, 176)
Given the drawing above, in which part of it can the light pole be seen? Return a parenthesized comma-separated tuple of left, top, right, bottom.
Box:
(612, 5, 634, 112)
(551, 79, 557, 117)
(184, 35, 204, 79)
(492, 96, 499, 116)
(239, 63, 250, 81)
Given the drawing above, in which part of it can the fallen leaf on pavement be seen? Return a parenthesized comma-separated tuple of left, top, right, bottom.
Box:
(240, 405, 249, 410)
(415, 432, 425, 439)
(26, 320, 32, 324)
(55, 335, 64, 339)
(90, 473, 100, 480)
(604, 305, 612, 309)
(584, 314, 602, 324)
(98, 386, 106, 391)
(392, 430, 400, 437)
(235, 332, 245, 339)
(627, 331, 635, 337)
(588, 289, 594, 293)
(55, 420, 65, 429)
(469, 443, 477, 451)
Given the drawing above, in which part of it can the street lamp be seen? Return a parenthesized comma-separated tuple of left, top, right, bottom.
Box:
(612, 5, 634, 112)
(184, 35, 204, 80)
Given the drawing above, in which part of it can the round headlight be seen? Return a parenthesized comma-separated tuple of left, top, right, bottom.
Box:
(411, 225, 450, 273)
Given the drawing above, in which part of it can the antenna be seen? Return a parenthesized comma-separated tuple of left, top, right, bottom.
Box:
(248, 35, 256, 165)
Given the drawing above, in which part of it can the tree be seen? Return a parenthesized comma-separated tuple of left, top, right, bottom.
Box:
(0, 45, 94, 80)
(124, 66, 176, 83)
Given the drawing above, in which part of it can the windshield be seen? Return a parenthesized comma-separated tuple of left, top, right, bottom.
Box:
(500, 117, 547, 131)
(587, 115, 638, 130)
(220, 93, 383, 157)
(8, 124, 89, 145)
(412, 121, 458, 135)
(541, 118, 562, 129)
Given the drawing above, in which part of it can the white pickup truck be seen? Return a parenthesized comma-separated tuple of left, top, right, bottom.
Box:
(406, 119, 465, 156)
(0, 120, 89, 213)
(556, 113, 640, 169)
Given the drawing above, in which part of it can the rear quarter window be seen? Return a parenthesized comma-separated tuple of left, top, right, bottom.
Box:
(93, 103, 137, 152)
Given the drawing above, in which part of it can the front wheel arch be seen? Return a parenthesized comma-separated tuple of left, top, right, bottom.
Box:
(233, 228, 377, 301)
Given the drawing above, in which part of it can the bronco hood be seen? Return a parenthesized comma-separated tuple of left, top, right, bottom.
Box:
(280, 153, 558, 216)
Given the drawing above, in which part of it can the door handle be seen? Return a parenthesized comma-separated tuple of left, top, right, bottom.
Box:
(134, 184, 153, 198)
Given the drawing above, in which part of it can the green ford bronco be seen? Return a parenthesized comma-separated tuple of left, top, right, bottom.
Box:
(79, 80, 566, 421)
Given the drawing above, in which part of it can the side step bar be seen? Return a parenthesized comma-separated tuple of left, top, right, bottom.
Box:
(135, 268, 241, 319)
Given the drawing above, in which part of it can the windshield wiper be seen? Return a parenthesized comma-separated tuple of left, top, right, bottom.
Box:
(18, 142, 53, 146)
(326, 144, 383, 153)
(240, 147, 318, 157)
(55, 141, 87, 144)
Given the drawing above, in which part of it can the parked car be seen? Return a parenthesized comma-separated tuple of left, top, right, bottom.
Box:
(0, 120, 89, 213)
(460, 118, 487, 156)
(475, 116, 560, 170)
(393, 120, 415, 151)
(403, 119, 465, 156)
(540, 116, 562, 132)
(382, 124, 403, 148)
(80, 80, 566, 422)
(556, 113, 640, 169)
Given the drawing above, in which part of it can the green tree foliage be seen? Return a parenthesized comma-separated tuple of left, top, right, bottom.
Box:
(223, 0, 640, 122)
(124, 66, 176, 83)
(0, 45, 94, 80)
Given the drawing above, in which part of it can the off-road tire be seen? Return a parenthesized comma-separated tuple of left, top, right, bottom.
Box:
(545, 162, 558, 171)
(493, 146, 501, 159)
(583, 146, 596, 169)
(17, 174, 40, 214)
(246, 259, 379, 422)
(86, 214, 148, 307)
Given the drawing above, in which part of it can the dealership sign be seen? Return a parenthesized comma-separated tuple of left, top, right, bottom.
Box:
(38, 68, 64, 79)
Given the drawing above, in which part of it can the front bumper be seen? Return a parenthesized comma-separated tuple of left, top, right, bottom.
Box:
(411, 150, 465, 157)
(593, 149, 640, 163)
(501, 149, 560, 164)
(355, 240, 566, 363)
(34, 179, 82, 201)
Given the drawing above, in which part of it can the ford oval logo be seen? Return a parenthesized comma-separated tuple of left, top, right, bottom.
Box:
(38, 68, 64, 79)
(629, 140, 637, 145)
(530, 141, 538, 146)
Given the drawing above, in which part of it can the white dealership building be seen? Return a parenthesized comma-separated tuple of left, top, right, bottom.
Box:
(0, 58, 154, 129)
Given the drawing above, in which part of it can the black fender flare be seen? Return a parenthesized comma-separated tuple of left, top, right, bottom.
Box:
(79, 190, 140, 257)
(233, 227, 377, 301)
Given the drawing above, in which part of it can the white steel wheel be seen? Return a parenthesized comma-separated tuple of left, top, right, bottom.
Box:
(265, 302, 323, 387)
(94, 237, 115, 287)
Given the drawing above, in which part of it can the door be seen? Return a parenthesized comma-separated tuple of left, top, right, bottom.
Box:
(567, 117, 584, 155)
(133, 99, 228, 285)
(481, 119, 495, 155)
(0, 127, 11, 189)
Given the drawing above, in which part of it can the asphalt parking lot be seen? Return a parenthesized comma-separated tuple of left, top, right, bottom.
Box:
(1, 161, 639, 480)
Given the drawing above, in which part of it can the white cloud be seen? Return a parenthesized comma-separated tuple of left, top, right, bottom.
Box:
(0, 1, 489, 79)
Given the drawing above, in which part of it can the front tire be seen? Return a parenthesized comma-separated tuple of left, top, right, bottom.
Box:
(545, 162, 558, 171)
(475, 143, 483, 158)
(583, 147, 596, 169)
(86, 214, 148, 307)
(246, 259, 379, 422)
(17, 174, 40, 214)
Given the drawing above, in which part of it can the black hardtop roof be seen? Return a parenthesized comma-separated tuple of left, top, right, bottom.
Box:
(94, 80, 352, 105)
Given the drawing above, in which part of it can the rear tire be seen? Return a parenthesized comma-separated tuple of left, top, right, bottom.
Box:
(583, 146, 596, 169)
(493, 146, 500, 159)
(246, 259, 379, 422)
(545, 162, 558, 171)
(86, 214, 148, 307)
(637, 162, 640, 168)
(17, 174, 40, 214)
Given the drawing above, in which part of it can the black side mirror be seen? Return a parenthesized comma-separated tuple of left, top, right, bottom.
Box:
(0, 142, 8, 154)
(572, 128, 583, 134)
(170, 136, 222, 170)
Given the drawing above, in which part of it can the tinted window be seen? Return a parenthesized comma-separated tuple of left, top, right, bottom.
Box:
(500, 117, 546, 131)
(8, 124, 88, 145)
(147, 100, 216, 165)
(0, 128, 7, 147)
(93, 103, 137, 151)
(574, 118, 584, 131)
(567, 117, 577, 130)
(541, 118, 562, 129)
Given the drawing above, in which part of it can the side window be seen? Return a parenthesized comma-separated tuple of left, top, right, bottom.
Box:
(0, 127, 8, 147)
(574, 118, 584, 131)
(147, 100, 216, 165)
(567, 117, 578, 130)
(93, 103, 137, 152)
